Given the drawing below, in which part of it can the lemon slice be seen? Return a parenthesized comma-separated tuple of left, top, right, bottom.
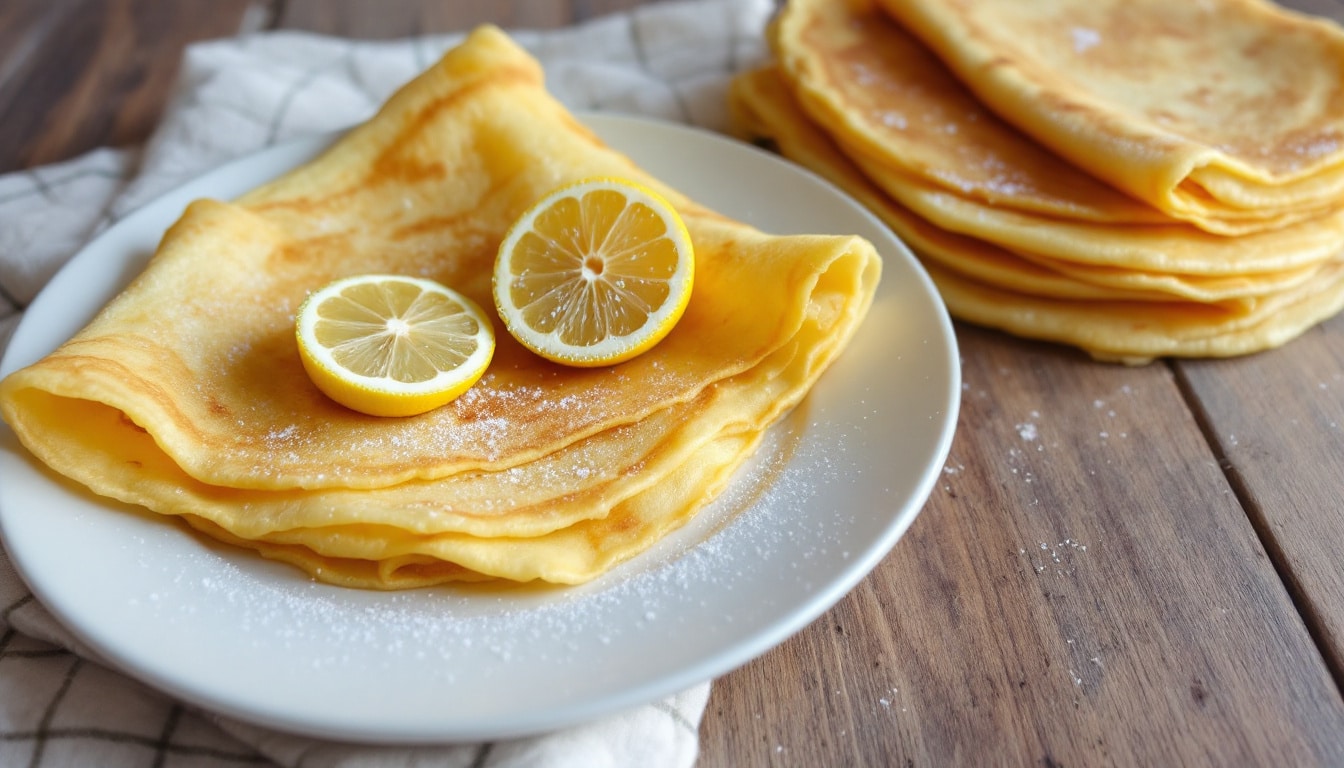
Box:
(493, 177, 695, 367)
(296, 274, 495, 417)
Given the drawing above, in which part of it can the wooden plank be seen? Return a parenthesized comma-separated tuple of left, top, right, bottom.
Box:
(1174, 312, 1344, 676)
(0, 0, 252, 173)
(1164, 0, 1344, 691)
(1281, 0, 1344, 20)
(275, 0, 666, 37)
(700, 327, 1344, 766)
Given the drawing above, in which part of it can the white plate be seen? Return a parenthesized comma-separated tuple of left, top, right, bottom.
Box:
(0, 114, 960, 743)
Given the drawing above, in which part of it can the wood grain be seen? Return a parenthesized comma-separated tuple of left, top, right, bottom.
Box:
(701, 326, 1344, 766)
(1165, 0, 1344, 738)
(0, 0, 252, 174)
(1175, 311, 1344, 679)
(274, 0, 670, 38)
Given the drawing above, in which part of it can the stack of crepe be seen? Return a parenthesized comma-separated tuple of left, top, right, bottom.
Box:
(0, 27, 880, 589)
(729, 0, 1344, 363)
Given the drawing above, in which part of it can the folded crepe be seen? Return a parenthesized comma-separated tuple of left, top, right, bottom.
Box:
(772, 0, 1344, 266)
(0, 27, 881, 588)
(874, 0, 1344, 232)
(770, 0, 1164, 226)
(740, 0, 1344, 363)
(728, 64, 1344, 364)
(729, 67, 1167, 304)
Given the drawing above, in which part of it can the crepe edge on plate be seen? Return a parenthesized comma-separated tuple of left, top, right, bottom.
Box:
(0, 26, 884, 588)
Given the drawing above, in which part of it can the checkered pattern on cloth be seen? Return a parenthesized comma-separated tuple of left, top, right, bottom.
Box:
(0, 1, 771, 765)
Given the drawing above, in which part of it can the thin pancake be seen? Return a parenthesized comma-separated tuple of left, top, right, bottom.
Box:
(772, 0, 1165, 224)
(1, 27, 876, 493)
(182, 428, 759, 588)
(927, 258, 1344, 366)
(729, 64, 1344, 362)
(776, 0, 1344, 265)
(729, 65, 1313, 307)
(0, 27, 882, 587)
(729, 67, 1169, 302)
(875, 0, 1344, 231)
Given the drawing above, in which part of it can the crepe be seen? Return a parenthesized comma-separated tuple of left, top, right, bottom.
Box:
(729, 64, 1344, 363)
(928, 259, 1344, 366)
(729, 66, 1169, 303)
(874, 0, 1344, 232)
(770, 0, 1168, 226)
(0, 27, 881, 587)
(773, 0, 1344, 265)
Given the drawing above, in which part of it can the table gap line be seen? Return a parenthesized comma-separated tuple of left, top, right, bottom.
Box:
(1169, 359, 1344, 699)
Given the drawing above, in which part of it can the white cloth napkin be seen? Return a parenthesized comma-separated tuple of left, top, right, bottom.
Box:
(0, 1, 771, 765)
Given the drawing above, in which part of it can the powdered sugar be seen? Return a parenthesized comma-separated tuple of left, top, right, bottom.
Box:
(881, 112, 908, 130)
(1019, 537, 1089, 579)
(1070, 27, 1101, 54)
(117, 411, 869, 701)
(1016, 418, 1039, 442)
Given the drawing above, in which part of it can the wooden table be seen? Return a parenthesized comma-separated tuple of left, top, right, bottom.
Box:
(4, 1, 1344, 764)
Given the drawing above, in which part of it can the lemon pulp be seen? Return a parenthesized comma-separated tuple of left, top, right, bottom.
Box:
(493, 177, 694, 367)
(296, 275, 495, 417)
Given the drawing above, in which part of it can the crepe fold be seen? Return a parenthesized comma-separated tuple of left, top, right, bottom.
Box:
(0, 27, 881, 588)
(730, 66, 1344, 362)
(733, 0, 1344, 364)
(875, 0, 1344, 233)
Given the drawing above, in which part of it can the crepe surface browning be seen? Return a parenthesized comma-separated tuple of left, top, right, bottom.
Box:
(728, 65, 1344, 364)
(0, 27, 882, 587)
(772, 0, 1344, 258)
(874, 0, 1344, 231)
(770, 0, 1165, 225)
(738, 0, 1344, 363)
